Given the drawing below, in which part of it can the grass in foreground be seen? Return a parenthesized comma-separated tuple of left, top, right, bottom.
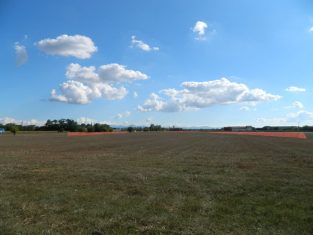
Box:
(0, 132, 313, 234)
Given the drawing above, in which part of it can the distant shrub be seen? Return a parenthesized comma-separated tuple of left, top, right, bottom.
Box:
(127, 127, 134, 132)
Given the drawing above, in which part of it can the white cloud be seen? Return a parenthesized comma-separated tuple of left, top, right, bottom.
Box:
(284, 110, 313, 125)
(287, 110, 313, 120)
(115, 111, 131, 119)
(193, 21, 207, 36)
(50, 80, 94, 104)
(66, 63, 99, 82)
(257, 109, 313, 126)
(98, 63, 149, 82)
(66, 63, 148, 83)
(23, 119, 45, 126)
(139, 78, 281, 112)
(131, 35, 159, 52)
(50, 80, 127, 104)
(138, 92, 187, 112)
(76, 117, 97, 124)
(292, 101, 304, 109)
(77, 117, 130, 126)
(192, 21, 215, 40)
(0, 117, 17, 124)
(36, 34, 97, 59)
(0, 117, 44, 126)
(50, 63, 148, 104)
(133, 91, 138, 98)
(14, 42, 28, 66)
(285, 86, 306, 93)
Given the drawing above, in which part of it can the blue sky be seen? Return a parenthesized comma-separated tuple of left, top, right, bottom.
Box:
(1, 0, 313, 127)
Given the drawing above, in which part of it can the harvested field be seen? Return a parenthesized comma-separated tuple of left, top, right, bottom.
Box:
(208, 131, 307, 139)
(67, 131, 128, 137)
(0, 132, 313, 234)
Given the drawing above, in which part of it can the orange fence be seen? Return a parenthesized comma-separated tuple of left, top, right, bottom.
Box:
(67, 131, 307, 139)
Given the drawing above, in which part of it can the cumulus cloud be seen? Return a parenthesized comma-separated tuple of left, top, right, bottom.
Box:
(50, 63, 148, 104)
(192, 21, 214, 40)
(193, 21, 207, 36)
(50, 80, 127, 104)
(285, 86, 306, 93)
(98, 63, 149, 82)
(66, 63, 99, 82)
(65, 63, 148, 83)
(14, 42, 28, 66)
(138, 78, 281, 112)
(36, 34, 97, 59)
(131, 35, 159, 52)
(138, 93, 163, 112)
(133, 91, 138, 98)
(51, 80, 94, 104)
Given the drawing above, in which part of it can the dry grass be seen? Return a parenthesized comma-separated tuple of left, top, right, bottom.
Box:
(0, 132, 313, 234)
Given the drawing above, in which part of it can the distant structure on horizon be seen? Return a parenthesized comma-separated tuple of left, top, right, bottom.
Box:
(0, 128, 5, 134)
(223, 126, 254, 132)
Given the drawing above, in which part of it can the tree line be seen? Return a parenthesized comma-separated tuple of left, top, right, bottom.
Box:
(256, 126, 313, 132)
(2, 119, 313, 135)
(126, 124, 183, 132)
(0, 119, 113, 133)
(0, 119, 181, 134)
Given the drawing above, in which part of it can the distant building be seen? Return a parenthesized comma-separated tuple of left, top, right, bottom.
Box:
(0, 128, 5, 134)
(223, 126, 254, 132)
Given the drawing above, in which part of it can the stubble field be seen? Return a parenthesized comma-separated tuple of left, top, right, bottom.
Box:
(0, 132, 313, 234)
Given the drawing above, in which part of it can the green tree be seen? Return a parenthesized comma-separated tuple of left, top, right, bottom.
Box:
(87, 125, 95, 132)
(127, 126, 134, 132)
(6, 124, 18, 135)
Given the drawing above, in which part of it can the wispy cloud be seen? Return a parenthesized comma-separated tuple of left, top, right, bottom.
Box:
(285, 86, 306, 93)
(131, 35, 159, 52)
(14, 42, 28, 66)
